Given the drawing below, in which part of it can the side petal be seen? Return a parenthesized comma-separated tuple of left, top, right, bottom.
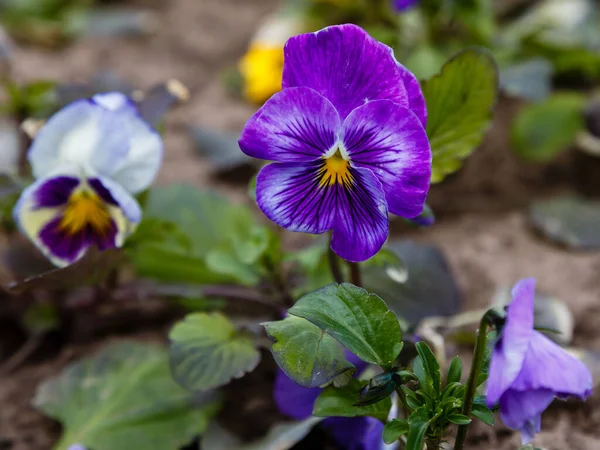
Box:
(487, 278, 537, 406)
(499, 388, 554, 444)
(273, 369, 321, 420)
(256, 161, 337, 234)
(28, 99, 130, 180)
(323, 416, 384, 450)
(331, 167, 388, 262)
(239, 87, 341, 162)
(342, 100, 431, 219)
(89, 176, 142, 227)
(511, 331, 593, 399)
(398, 64, 427, 127)
(282, 24, 409, 120)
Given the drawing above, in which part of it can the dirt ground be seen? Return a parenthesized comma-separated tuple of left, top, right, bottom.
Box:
(1, 0, 600, 449)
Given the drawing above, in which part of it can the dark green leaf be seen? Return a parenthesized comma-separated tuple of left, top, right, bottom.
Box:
(512, 93, 585, 162)
(383, 419, 410, 444)
(289, 283, 403, 367)
(447, 414, 471, 425)
(447, 356, 463, 385)
(423, 48, 499, 183)
(263, 315, 355, 388)
(34, 341, 220, 450)
(363, 240, 462, 325)
(415, 342, 441, 395)
(472, 403, 495, 426)
(402, 386, 423, 410)
(169, 313, 261, 391)
(313, 379, 392, 422)
(406, 408, 431, 450)
(529, 195, 600, 250)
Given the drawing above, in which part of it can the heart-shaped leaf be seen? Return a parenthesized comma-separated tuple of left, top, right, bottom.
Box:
(313, 379, 392, 422)
(289, 283, 403, 368)
(169, 312, 260, 392)
(263, 315, 355, 388)
(423, 48, 499, 183)
(33, 341, 220, 450)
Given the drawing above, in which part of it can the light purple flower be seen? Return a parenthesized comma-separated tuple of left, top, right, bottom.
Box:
(274, 352, 385, 450)
(13, 92, 162, 267)
(486, 278, 593, 444)
(393, 0, 419, 12)
(239, 24, 431, 262)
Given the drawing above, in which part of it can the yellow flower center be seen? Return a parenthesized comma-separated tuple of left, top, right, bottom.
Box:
(318, 149, 353, 188)
(59, 190, 112, 236)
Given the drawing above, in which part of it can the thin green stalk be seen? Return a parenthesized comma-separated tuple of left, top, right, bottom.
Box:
(328, 236, 344, 284)
(453, 313, 490, 450)
(349, 261, 362, 288)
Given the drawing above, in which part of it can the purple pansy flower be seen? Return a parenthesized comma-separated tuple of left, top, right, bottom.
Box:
(239, 24, 431, 262)
(274, 352, 386, 450)
(486, 278, 593, 444)
(393, 0, 419, 12)
(13, 92, 163, 267)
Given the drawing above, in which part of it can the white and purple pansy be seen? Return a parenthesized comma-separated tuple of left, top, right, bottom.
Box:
(239, 24, 431, 262)
(13, 92, 163, 267)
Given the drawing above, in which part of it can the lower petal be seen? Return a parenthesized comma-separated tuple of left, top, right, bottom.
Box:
(323, 416, 384, 450)
(342, 100, 431, 219)
(499, 388, 554, 443)
(273, 369, 322, 420)
(256, 162, 337, 234)
(331, 167, 388, 262)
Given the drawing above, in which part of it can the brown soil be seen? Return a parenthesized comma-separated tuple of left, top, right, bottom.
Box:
(2, 1, 600, 449)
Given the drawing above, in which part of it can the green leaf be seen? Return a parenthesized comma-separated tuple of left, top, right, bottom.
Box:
(288, 283, 402, 367)
(406, 408, 431, 450)
(472, 403, 495, 426)
(402, 386, 423, 411)
(423, 48, 499, 183)
(34, 341, 220, 450)
(447, 414, 471, 425)
(313, 379, 392, 422)
(263, 315, 355, 388)
(169, 312, 261, 391)
(511, 93, 585, 162)
(446, 356, 463, 385)
(415, 342, 441, 395)
(383, 419, 410, 444)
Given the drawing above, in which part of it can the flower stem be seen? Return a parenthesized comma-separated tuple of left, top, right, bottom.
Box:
(327, 237, 344, 284)
(349, 261, 362, 288)
(453, 312, 491, 450)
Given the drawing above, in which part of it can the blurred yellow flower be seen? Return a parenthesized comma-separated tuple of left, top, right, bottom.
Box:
(239, 43, 284, 105)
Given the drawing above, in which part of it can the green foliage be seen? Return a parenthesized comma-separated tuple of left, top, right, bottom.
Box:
(382, 419, 410, 444)
(472, 403, 495, 426)
(34, 341, 220, 450)
(447, 356, 463, 384)
(129, 185, 279, 286)
(313, 379, 392, 422)
(263, 315, 355, 388)
(406, 407, 431, 450)
(3, 80, 58, 117)
(423, 48, 499, 183)
(415, 342, 441, 395)
(169, 312, 260, 392)
(511, 93, 586, 162)
(288, 283, 403, 368)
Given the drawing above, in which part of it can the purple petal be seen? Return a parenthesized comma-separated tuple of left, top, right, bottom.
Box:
(38, 216, 118, 264)
(345, 349, 369, 374)
(256, 162, 338, 234)
(511, 331, 593, 399)
(487, 278, 537, 406)
(331, 167, 388, 262)
(89, 176, 141, 224)
(393, 0, 419, 12)
(33, 176, 79, 208)
(274, 369, 322, 420)
(239, 87, 341, 162)
(342, 100, 431, 218)
(398, 65, 427, 127)
(324, 416, 384, 450)
(499, 388, 554, 444)
(282, 24, 409, 120)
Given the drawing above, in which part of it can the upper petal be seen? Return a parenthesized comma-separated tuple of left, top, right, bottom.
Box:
(331, 166, 389, 262)
(511, 331, 593, 399)
(256, 161, 337, 234)
(342, 100, 431, 219)
(273, 368, 322, 420)
(239, 87, 341, 162)
(487, 278, 537, 406)
(499, 388, 554, 444)
(282, 24, 409, 120)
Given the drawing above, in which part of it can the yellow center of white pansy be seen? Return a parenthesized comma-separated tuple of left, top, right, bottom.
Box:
(59, 190, 112, 236)
(318, 149, 353, 188)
